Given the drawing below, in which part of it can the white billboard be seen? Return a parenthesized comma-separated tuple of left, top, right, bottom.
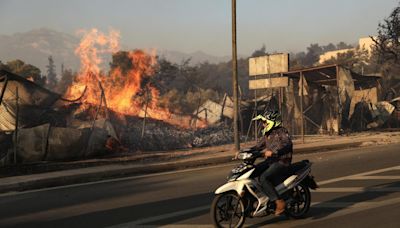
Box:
(249, 53, 289, 76)
(249, 77, 289, 90)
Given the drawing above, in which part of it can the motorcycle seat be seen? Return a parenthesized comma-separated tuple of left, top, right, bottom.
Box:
(288, 160, 310, 175)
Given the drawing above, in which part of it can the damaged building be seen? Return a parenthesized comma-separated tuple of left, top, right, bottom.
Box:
(247, 62, 396, 138)
(0, 70, 116, 165)
(192, 56, 389, 139)
(0, 70, 241, 165)
(281, 64, 383, 135)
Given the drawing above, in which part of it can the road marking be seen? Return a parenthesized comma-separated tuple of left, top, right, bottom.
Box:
(160, 225, 212, 228)
(1, 147, 398, 197)
(311, 199, 400, 208)
(107, 196, 400, 227)
(0, 163, 237, 197)
(318, 165, 400, 186)
(313, 187, 400, 192)
(281, 196, 400, 228)
(1, 164, 398, 227)
(104, 165, 400, 226)
(108, 205, 210, 227)
(347, 175, 400, 180)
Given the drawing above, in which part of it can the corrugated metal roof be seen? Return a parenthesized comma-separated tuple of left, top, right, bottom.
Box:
(0, 70, 61, 131)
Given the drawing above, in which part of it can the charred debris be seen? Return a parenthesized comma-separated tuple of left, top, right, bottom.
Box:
(1, 64, 399, 165)
(0, 70, 235, 165)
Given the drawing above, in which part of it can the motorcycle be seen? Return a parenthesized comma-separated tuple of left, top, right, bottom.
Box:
(210, 148, 318, 228)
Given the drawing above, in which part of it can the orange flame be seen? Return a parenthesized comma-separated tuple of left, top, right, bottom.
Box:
(65, 28, 205, 129)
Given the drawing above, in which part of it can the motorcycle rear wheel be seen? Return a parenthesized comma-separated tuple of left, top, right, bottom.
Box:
(285, 182, 311, 219)
(210, 192, 246, 228)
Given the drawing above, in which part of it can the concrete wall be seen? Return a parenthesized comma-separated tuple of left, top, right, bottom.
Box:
(359, 37, 375, 54)
(318, 37, 375, 64)
(319, 48, 354, 64)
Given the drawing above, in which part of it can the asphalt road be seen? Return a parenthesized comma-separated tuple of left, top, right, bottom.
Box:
(0, 143, 399, 228)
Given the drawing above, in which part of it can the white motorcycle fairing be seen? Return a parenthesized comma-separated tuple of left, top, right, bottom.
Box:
(215, 168, 255, 195)
(214, 163, 311, 216)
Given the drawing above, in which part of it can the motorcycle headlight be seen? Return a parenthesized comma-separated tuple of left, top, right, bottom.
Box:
(237, 152, 252, 160)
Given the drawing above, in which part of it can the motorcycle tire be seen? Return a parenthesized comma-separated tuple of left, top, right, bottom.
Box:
(285, 182, 311, 219)
(210, 192, 246, 228)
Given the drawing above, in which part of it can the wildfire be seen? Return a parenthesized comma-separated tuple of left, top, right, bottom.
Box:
(65, 28, 204, 129)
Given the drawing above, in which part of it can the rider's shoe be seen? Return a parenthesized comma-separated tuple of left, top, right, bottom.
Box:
(275, 199, 286, 216)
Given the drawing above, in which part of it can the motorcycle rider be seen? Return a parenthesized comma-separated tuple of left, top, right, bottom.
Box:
(251, 110, 293, 215)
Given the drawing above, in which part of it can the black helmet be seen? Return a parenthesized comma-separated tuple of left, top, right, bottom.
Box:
(252, 110, 282, 135)
(264, 110, 281, 122)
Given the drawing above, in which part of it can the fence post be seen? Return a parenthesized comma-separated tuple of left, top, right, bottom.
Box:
(14, 86, 19, 165)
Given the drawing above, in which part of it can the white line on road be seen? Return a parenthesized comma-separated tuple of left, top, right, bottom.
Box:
(107, 165, 400, 227)
(311, 199, 400, 208)
(347, 175, 400, 180)
(160, 225, 212, 228)
(107, 196, 400, 227)
(282, 196, 400, 228)
(108, 205, 210, 228)
(0, 163, 237, 197)
(317, 165, 400, 186)
(1, 164, 398, 227)
(313, 187, 400, 192)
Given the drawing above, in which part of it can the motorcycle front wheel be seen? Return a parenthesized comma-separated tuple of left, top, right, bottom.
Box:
(210, 192, 246, 228)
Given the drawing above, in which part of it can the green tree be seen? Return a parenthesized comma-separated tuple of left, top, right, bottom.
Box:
(56, 69, 74, 93)
(251, 44, 267, 57)
(109, 51, 132, 75)
(3, 59, 45, 86)
(323, 48, 369, 73)
(158, 89, 184, 112)
(303, 43, 324, 66)
(0, 60, 5, 70)
(373, 4, 400, 64)
(336, 42, 353, 50)
(371, 3, 400, 93)
(153, 57, 180, 93)
(323, 43, 337, 52)
(46, 56, 57, 88)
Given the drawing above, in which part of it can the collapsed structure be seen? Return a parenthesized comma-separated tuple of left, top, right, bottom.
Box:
(0, 69, 230, 165)
(1, 41, 398, 166)
(0, 70, 117, 164)
(280, 64, 383, 135)
(193, 63, 396, 139)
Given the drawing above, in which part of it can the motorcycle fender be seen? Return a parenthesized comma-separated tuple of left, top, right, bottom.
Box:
(302, 175, 319, 190)
(215, 179, 250, 195)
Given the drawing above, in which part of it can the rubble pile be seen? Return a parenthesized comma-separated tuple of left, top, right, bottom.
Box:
(113, 116, 234, 151)
(349, 100, 396, 131)
(121, 116, 193, 151)
(192, 123, 233, 147)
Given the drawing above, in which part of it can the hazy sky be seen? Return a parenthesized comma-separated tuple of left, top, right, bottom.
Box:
(0, 0, 398, 56)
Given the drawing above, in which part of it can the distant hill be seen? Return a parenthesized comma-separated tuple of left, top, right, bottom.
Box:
(0, 28, 234, 75)
(0, 28, 80, 75)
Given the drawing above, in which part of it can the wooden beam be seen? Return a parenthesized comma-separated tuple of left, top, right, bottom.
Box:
(0, 75, 8, 106)
(317, 70, 335, 79)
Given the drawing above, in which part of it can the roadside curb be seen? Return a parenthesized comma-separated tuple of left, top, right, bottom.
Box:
(0, 140, 372, 194)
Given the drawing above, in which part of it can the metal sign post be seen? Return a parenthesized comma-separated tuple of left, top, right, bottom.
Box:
(231, 0, 240, 151)
(300, 72, 305, 143)
(248, 53, 289, 141)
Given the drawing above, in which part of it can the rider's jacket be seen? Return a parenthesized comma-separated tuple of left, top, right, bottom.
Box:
(253, 126, 293, 165)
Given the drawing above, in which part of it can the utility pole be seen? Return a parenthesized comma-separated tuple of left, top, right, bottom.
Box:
(231, 0, 240, 150)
